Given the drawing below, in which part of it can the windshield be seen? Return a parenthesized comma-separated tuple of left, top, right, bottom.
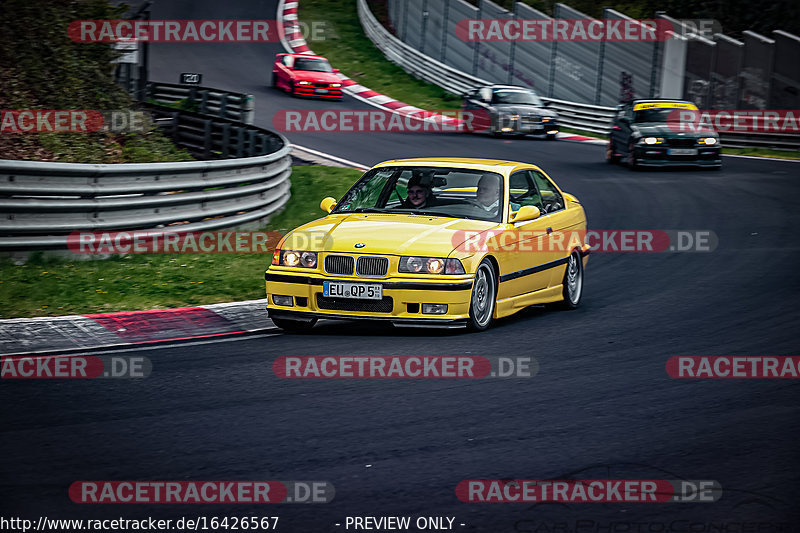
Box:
(293, 58, 333, 73)
(491, 90, 543, 106)
(634, 108, 688, 123)
(332, 166, 505, 222)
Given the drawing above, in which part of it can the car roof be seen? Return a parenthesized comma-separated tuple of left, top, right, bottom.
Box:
(484, 85, 535, 91)
(373, 157, 541, 175)
(287, 53, 328, 61)
(630, 98, 696, 105)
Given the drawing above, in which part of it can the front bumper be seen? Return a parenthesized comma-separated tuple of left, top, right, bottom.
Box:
(634, 145, 721, 167)
(265, 271, 475, 325)
(495, 117, 559, 135)
(293, 85, 343, 98)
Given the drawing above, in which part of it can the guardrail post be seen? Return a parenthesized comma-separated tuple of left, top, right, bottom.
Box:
(221, 123, 231, 158)
(248, 130, 257, 157)
(236, 127, 245, 158)
(219, 94, 228, 119)
(203, 119, 212, 159)
(242, 94, 255, 124)
(199, 90, 209, 115)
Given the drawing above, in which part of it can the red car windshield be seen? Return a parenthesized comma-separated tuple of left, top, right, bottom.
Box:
(294, 58, 333, 73)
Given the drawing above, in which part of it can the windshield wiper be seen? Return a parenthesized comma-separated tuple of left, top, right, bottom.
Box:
(348, 207, 392, 213)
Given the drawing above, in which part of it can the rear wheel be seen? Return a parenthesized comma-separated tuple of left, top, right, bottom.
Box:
(271, 71, 277, 88)
(468, 259, 497, 331)
(550, 250, 583, 310)
(271, 316, 317, 333)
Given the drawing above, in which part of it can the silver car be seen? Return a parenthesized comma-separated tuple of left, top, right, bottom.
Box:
(462, 85, 559, 139)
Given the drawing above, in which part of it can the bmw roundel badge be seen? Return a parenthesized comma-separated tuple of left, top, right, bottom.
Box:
(354, 243, 366, 249)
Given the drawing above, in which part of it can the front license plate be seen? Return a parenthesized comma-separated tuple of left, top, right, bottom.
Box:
(315, 88, 329, 94)
(668, 148, 698, 156)
(323, 282, 382, 300)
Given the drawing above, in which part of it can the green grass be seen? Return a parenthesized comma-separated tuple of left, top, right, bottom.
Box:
(0, 166, 362, 318)
(721, 147, 800, 160)
(300, 0, 462, 110)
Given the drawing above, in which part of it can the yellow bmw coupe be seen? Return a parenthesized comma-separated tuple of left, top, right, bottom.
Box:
(265, 158, 589, 332)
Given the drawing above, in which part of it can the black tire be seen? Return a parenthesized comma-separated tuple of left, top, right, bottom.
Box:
(288, 80, 296, 97)
(468, 259, 497, 331)
(271, 71, 277, 88)
(271, 316, 317, 333)
(606, 141, 620, 163)
(627, 142, 640, 170)
(549, 250, 584, 310)
(546, 133, 557, 141)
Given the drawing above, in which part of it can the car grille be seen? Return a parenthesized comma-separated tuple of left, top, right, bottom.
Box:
(520, 114, 541, 127)
(316, 294, 394, 313)
(667, 138, 697, 148)
(356, 256, 389, 277)
(324, 255, 354, 275)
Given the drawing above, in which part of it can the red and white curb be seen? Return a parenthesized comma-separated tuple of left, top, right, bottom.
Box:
(279, 0, 473, 132)
(278, 0, 609, 145)
(0, 299, 274, 356)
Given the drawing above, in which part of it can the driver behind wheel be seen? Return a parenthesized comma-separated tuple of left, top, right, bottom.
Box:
(399, 172, 438, 209)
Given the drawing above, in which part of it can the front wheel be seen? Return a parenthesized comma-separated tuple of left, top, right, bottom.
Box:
(271, 316, 317, 333)
(550, 250, 583, 310)
(546, 133, 557, 141)
(606, 140, 620, 163)
(468, 259, 497, 331)
(627, 142, 640, 170)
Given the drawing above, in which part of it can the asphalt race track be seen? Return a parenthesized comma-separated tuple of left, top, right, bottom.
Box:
(1, 0, 799, 530)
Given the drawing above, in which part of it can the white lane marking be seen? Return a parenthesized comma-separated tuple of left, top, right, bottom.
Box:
(722, 153, 800, 163)
(291, 143, 370, 169)
(56, 332, 284, 356)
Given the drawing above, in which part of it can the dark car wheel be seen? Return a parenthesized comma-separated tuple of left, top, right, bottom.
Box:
(627, 142, 641, 170)
(606, 141, 620, 163)
(271, 316, 317, 333)
(468, 259, 497, 331)
(288, 80, 296, 97)
(549, 250, 583, 310)
(546, 133, 557, 140)
(271, 71, 277, 88)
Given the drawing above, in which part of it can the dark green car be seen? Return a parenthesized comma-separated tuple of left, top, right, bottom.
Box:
(606, 99, 721, 170)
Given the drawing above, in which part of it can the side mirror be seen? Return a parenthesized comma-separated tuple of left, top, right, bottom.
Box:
(332, 68, 340, 73)
(320, 197, 337, 213)
(510, 205, 540, 223)
(542, 100, 551, 107)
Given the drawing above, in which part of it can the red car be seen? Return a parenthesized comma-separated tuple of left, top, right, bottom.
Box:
(272, 53, 343, 99)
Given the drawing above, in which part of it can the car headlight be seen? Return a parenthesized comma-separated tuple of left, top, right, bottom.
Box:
(273, 250, 317, 268)
(642, 137, 664, 145)
(399, 257, 465, 275)
(330, 83, 342, 88)
(296, 80, 312, 85)
(699, 137, 717, 145)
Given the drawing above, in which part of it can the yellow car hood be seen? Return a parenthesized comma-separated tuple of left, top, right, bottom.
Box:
(282, 214, 499, 257)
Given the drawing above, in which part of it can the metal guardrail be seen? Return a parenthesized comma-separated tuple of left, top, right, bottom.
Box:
(358, 0, 491, 97)
(360, 0, 800, 147)
(358, 0, 612, 135)
(0, 102, 292, 250)
(147, 82, 255, 124)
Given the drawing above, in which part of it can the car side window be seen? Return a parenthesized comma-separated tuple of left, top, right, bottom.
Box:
(509, 171, 543, 211)
(531, 171, 564, 214)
